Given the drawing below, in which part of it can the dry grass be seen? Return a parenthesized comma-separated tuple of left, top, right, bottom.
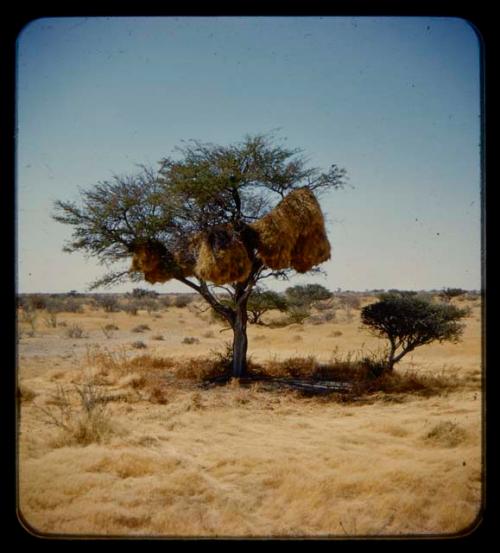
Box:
(17, 297, 483, 538)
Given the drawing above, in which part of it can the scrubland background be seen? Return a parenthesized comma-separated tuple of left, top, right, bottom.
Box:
(17, 292, 483, 538)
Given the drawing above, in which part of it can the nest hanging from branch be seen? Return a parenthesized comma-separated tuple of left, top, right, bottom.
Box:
(194, 224, 253, 285)
(130, 242, 175, 284)
(250, 187, 331, 273)
(129, 187, 330, 286)
(129, 237, 199, 284)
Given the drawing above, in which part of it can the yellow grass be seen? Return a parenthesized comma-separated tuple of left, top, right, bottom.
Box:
(17, 298, 483, 537)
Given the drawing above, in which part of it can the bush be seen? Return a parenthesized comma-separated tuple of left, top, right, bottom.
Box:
(131, 340, 147, 349)
(95, 295, 120, 313)
(361, 294, 468, 373)
(20, 309, 37, 333)
(27, 294, 49, 310)
(56, 297, 84, 313)
(182, 336, 200, 345)
(174, 295, 193, 308)
(66, 324, 86, 339)
(130, 288, 159, 299)
(44, 311, 58, 328)
(122, 301, 140, 316)
(439, 288, 467, 303)
(101, 324, 119, 339)
(286, 306, 310, 325)
(308, 311, 335, 325)
(35, 381, 114, 446)
(132, 324, 151, 333)
(285, 284, 332, 308)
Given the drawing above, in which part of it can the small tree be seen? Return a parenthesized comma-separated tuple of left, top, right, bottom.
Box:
(361, 294, 468, 373)
(246, 288, 288, 325)
(53, 133, 345, 377)
(439, 287, 467, 303)
(285, 284, 332, 308)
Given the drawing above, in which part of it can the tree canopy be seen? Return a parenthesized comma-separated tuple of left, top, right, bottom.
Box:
(361, 293, 468, 372)
(53, 133, 346, 377)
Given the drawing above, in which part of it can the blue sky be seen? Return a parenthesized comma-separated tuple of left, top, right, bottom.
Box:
(16, 16, 482, 294)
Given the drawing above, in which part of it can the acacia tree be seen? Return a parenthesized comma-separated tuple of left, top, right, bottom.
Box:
(285, 284, 333, 307)
(361, 293, 468, 373)
(53, 133, 346, 377)
(246, 288, 289, 325)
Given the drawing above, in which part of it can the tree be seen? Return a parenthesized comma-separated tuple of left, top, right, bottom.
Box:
(246, 288, 288, 325)
(53, 133, 346, 378)
(439, 288, 467, 303)
(285, 284, 333, 307)
(360, 294, 468, 373)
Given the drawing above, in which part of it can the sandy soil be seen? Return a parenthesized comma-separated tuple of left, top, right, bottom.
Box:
(16, 297, 483, 538)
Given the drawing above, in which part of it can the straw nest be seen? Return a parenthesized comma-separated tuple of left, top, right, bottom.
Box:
(130, 242, 173, 284)
(250, 187, 331, 273)
(130, 188, 329, 285)
(130, 238, 199, 284)
(194, 224, 253, 285)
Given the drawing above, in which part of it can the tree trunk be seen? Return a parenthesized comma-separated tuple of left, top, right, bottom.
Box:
(231, 299, 248, 378)
(386, 341, 397, 373)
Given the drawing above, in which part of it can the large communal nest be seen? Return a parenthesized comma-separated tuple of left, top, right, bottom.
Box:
(250, 187, 331, 272)
(130, 187, 330, 285)
(129, 237, 199, 284)
(194, 224, 253, 285)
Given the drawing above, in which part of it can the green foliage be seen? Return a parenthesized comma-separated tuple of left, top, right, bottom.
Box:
(246, 288, 288, 324)
(174, 295, 194, 308)
(361, 295, 468, 372)
(285, 284, 332, 307)
(53, 134, 346, 289)
(439, 287, 467, 302)
(94, 295, 120, 313)
(286, 306, 311, 325)
(52, 133, 346, 377)
(130, 288, 159, 299)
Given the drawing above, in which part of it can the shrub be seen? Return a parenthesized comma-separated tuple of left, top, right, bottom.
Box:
(58, 297, 84, 313)
(174, 295, 193, 308)
(182, 336, 200, 345)
(158, 296, 171, 309)
(152, 334, 164, 341)
(44, 311, 58, 328)
(138, 298, 160, 314)
(35, 381, 114, 446)
(123, 301, 140, 316)
(66, 324, 86, 339)
(439, 288, 467, 303)
(27, 294, 49, 310)
(95, 295, 120, 313)
(285, 284, 332, 308)
(131, 340, 147, 349)
(130, 287, 159, 299)
(101, 324, 118, 339)
(132, 324, 151, 333)
(286, 306, 310, 325)
(20, 309, 38, 333)
(308, 311, 335, 325)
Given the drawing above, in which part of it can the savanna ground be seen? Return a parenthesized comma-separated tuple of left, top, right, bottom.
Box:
(17, 293, 483, 538)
